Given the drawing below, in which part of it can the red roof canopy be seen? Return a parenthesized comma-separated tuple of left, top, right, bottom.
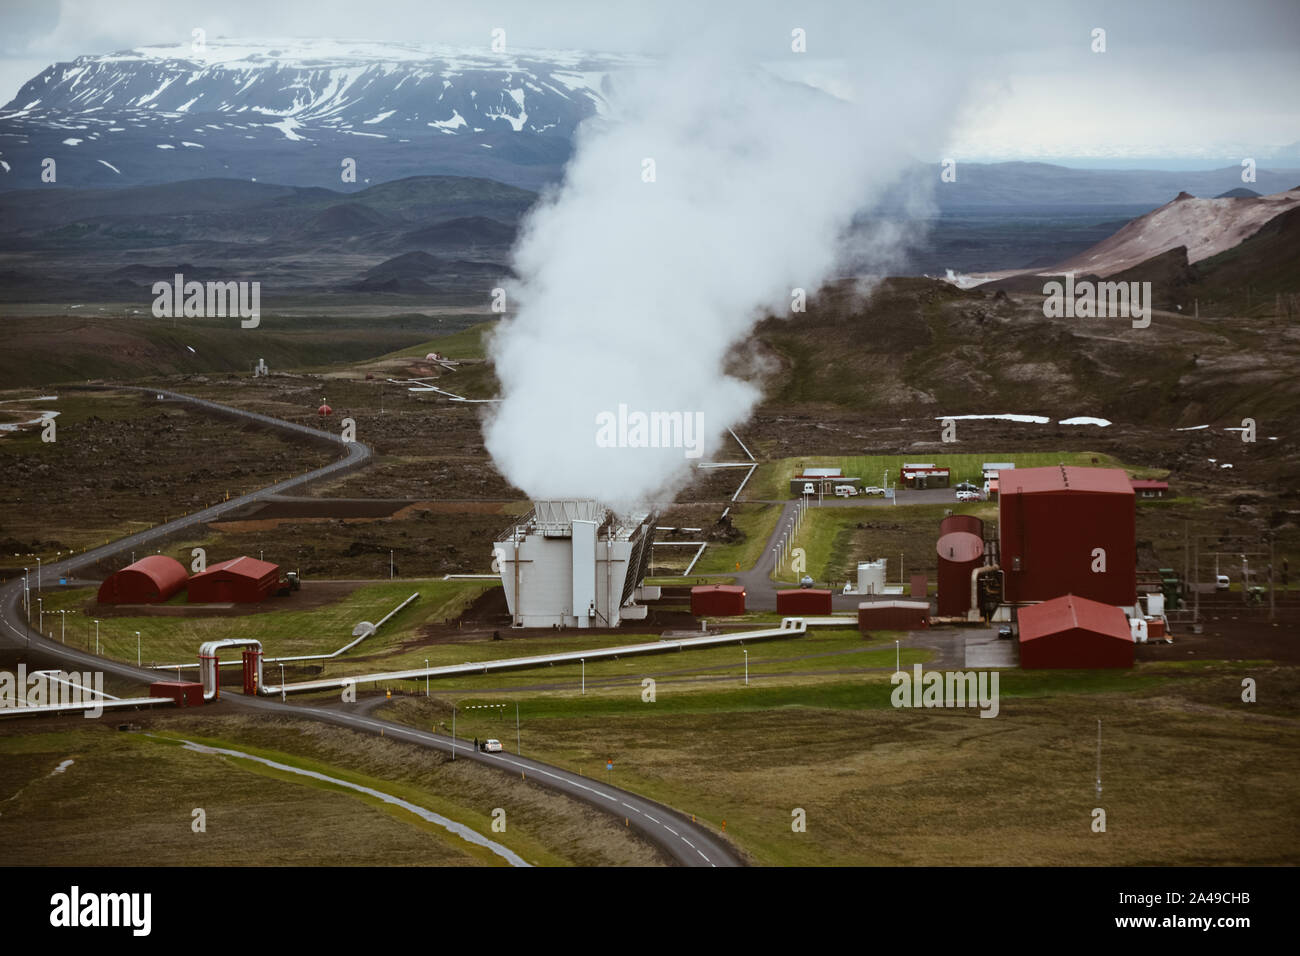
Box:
(1000, 466, 1134, 496)
(1018, 593, 1131, 643)
(191, 555, 280, 582)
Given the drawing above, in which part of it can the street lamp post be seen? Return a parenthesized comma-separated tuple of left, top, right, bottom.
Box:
(36, 557, 41, 592)
(94, 620, 100, 655)
(581, 658, 585, 695)
(59, 609, 66, 643)
(38, 597, 43, 632)
(743, 648, 749, 686)
(280, 663, 286, 702)
(135, 631, 141, 666)
(516, 701, 520, 755)
(425, 659, 429, 697)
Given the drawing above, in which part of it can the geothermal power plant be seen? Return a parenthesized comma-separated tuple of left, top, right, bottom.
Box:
(493, 499, 658, 628)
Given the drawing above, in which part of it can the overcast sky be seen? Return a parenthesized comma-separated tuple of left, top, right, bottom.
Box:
(2, 0, 1296, 168)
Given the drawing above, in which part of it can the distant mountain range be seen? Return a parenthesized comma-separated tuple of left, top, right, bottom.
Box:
(0, 38, 642, 190)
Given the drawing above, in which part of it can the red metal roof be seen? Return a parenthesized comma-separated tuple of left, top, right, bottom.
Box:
(1018, 593, 1131, 643)
(1001, 466, 1134, 496)
(936, 531, 983, 562)
(190, 555, 280, 582)
(1129, 479, 1169, 490)
(692, 584, 745, 595)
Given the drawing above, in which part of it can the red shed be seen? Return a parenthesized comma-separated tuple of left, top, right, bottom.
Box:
(936, 531, 984, 617)
(691, 584, 746, 616)
(149, 681, 204, 707)
(97, 555, 188, 604)
(776, 588, 832, 614)
(858, 600, 930, 631)
(187, 555, 280, 603)
(1017, 593, 1134, 669)
(999, 466, 1136, 607)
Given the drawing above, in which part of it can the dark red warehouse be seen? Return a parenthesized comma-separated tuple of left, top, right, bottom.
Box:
(858, 600, 930, 631)
(1017, 593, 1134, 669)
(187, 555, 280, 603)
(999, 466, 1136, 607)
(97, 555, 188, 604)
(776, 588, 832, 614)
(691, 584, 745, 616)
(936, 530, 984, 617)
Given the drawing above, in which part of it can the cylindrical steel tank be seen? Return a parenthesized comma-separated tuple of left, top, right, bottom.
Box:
(857, 560, 886, 595)
(936, 531, 984, 616)
(939, 513, 984, 538)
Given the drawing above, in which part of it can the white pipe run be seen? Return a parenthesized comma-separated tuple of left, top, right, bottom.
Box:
(199, 638, 265, 701)
(267, 617, 810, 697)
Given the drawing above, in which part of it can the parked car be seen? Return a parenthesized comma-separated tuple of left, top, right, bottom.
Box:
(799, 575, 815, 589)
(861, 486, 886, 496)
(1215, 574, 1230, 591)
(834, 484, 858, 497)
(955, 490, 981, 502)
(955, 482, 979, 492)
(802, 482, 815, 495)
(480, 738, 503, 753)
(997, 625, 1013, 640)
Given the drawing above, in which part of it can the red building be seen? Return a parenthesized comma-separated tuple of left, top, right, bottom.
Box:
(1017, 593, 1134, 669)
(936, 531, 984, 617)
(858, 600, 930, 631)
(776, 588, 832, 614)
(1130, 479, 1170, 499)
(149, 681, 204, 707)
(999, 466, 1136, 606)
(97, 555, 188, 604)
(690, 584, 746, 616)
(187, 556, 280, 603)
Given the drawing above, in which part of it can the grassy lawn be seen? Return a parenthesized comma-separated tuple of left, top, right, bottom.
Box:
(378, 659, 1300, 866)
(33, 579, 489, 667)
(321, 628, 926, 696)
(0, 714, 660, 866)
(689, 503, 781, 575)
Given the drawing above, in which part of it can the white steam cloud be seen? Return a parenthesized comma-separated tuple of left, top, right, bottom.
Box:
(485, 49, 968, 509)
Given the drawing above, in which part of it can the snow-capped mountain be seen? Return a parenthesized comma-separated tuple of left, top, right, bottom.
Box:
(0, 38, 646, 189)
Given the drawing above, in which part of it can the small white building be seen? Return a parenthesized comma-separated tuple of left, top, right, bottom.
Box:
(493, 500, 657, 628)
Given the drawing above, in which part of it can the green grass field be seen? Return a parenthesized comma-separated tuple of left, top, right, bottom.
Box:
(747, 450, 1164, 501)
(32, 579, 489, 667)
(0, 715, 660, 866)
(379, 659, 1300, 866)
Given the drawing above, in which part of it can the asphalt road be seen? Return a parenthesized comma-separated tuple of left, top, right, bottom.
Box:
(0, 385, 742, 868)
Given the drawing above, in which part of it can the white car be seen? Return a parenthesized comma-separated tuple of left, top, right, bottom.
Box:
(480, 738, 503, 753)
(861, 486, 886, 496)
(955, 490, 981, 502)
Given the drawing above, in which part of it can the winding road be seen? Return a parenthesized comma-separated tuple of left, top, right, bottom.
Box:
(0, 385, 742, 868)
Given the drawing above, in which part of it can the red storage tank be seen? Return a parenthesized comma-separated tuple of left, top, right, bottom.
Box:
(936, 531, 984, 617)
(999, 466, 1136, 606)
(1017, 593, 1134, 669)
(858, 600, 930, 631)
(940, 514, 983, 538)
(149, 681, 204, 707)
(187, 556, 281, 603)
(776, 588, 832, 614)
(691, 584, 746, 616)
(97, 555, 188, 604)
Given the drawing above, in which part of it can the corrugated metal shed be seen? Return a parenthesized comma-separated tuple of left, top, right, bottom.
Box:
(776, 589, 832, 614)
(187, 555, 280, 604)
(999, 466, 1136, 606)
(691, 584, 746, 616)
(97, 555, 188, 604)
(1018, 593, 1134, 669)
(858, 600, 930, 631)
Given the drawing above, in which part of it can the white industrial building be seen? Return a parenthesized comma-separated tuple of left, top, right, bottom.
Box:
(493, 500, 658, 628)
